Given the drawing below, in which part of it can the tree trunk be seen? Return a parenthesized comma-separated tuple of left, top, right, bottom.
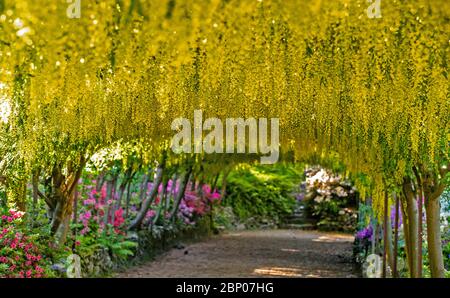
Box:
(124, 181, 133, 219)
(425, 197, 445, 278)
(417, 193, 423, 277)
(211, 173, 220, 192)
(400, 197, 412, 275)
(393, 194, 400, 278)
(386, 207, 395, 276)
(151, 179, 169, 226)
(116, 169, 134, 211)
(417, 163, 448, 278)
(129, 161, 166, 230)
(72, 180, 79, 252)
(31, 169, 40, 226)
(165, 173, 177, 213)
(403, 180, 419, 278)
(382, 192, 388, 278)
(46, 156, 85, 247)
(170, 166, 193, 222)
(108, 174, 118, 226)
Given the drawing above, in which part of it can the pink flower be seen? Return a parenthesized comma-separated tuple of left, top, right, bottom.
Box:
(145, 210, 156, 219)
(35, 266, 44, 274)
(80, 211, 91, 221)
(113, 208, 125, 228)
(83, 198, 96, 206)
(80, 227, 89, 235)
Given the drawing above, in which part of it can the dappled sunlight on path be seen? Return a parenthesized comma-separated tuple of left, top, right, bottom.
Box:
(118, 230, 357, 278)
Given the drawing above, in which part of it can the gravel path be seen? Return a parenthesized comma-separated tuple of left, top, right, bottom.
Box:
(118, 229, 357, 278)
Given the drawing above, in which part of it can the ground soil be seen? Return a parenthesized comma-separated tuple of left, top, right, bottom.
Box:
(117, 229, 358, 278)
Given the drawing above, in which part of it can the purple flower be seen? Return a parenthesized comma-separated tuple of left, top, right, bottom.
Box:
(356, 226, 373, 241)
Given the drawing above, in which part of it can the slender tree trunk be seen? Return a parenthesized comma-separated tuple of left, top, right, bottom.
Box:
(400, 197, 412, 275)
(151, 179, 169, 226)
(109, 174, 119, 226)
(417, 193, 423, 277)
(413, 167, 424, 277)
(170, 166, 193, 222)
(386, 208, 395, 276)
(374, 223, 380, 254)
(403, 180, 419, 278)
(419, 164, 448, 278)
(393, 194, 399, 278)
(190, 175, 196, 191)
(72, 180, 79, 252)
(31, 169, 40, 226)
(129, 160, 166, 230)
(124, 181, 133, 219)
(162, 173, 177, 224)
(425, 197, 445, 278)
(211, 173, 220, 192)
(382, 192, 388, 278)
(138, 169, 152, 210)
(116, 170, 134, 211)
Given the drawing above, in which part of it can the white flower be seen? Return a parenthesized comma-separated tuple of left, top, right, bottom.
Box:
(314, 196, 324, 203)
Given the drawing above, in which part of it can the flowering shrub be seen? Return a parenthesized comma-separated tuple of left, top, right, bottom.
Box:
(79, 184, 126, 235)
(68, 182, 137, 262)
(356, 226, 373, 242)
(178, 183, 221, 225)
(0, 209, 47, 278)
(354, 226, 373, 259)
(300, 168, 358, 232)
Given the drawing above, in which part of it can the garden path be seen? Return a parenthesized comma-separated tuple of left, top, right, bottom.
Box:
(117, 229, 358, 278)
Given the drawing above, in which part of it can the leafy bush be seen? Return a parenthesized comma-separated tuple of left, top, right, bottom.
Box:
(60, 185, 133, 262)
(223, 164, 300, 225)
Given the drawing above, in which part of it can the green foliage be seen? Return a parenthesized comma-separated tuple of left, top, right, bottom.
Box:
(71, 222, 137, 261)
(212, 206, 237, 231)
(222, 163, 301, 223)
(98, 235, 137, 260)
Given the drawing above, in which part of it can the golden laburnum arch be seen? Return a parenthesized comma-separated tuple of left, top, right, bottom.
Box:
(0, 0, 448, 276)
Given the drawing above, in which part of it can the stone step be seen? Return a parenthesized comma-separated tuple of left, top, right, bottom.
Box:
(291, 212, 305, 217)
(285, 218, 316, 225)
(279, 223, 316, 230)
